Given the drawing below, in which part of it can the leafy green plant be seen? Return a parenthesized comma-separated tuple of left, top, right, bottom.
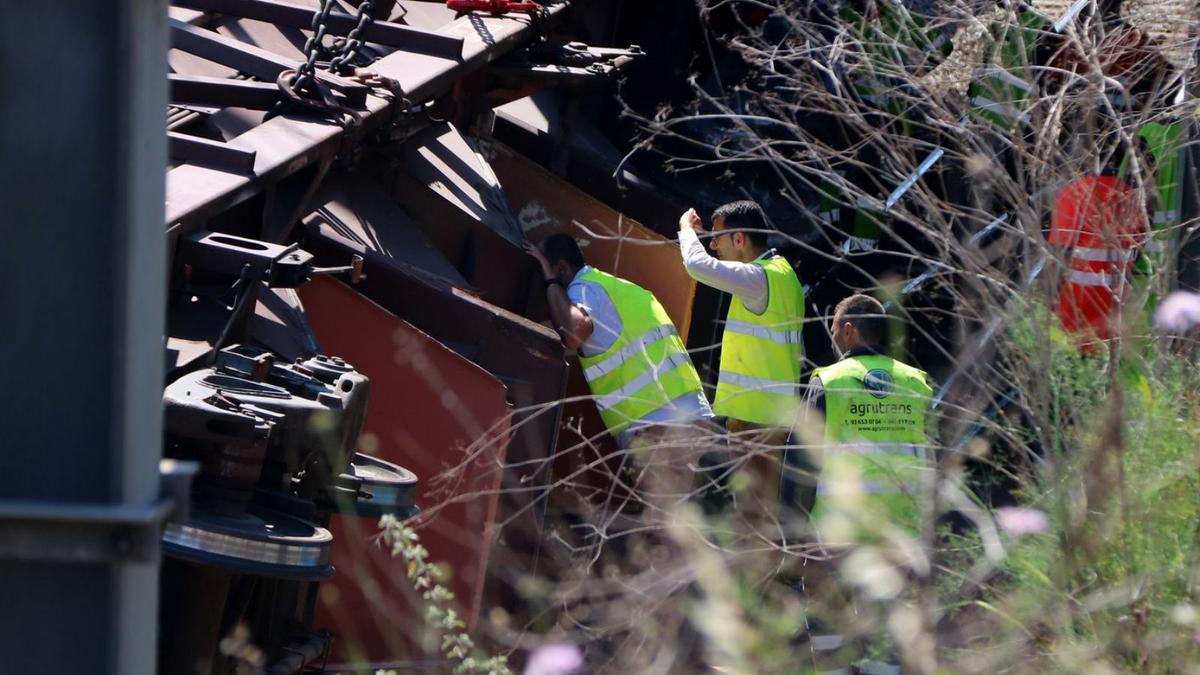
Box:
(377, 515, 512, 675)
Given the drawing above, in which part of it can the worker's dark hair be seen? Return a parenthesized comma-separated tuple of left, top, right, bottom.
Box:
(541, 234, 586, 271)
(712, 200, 771, 249)
(833, 293, 887, 346)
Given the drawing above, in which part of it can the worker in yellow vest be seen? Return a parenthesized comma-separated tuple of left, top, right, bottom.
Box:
(525, 235, 717, 509)
(799, 294, 935, 673)
(678, 201, 805, 508)
(806, 293, 934, 536)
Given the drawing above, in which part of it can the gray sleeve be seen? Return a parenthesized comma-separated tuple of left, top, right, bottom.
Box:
(804, 375, 826, 415)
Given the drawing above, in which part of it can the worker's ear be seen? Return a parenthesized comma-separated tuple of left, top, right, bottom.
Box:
(733, 231, 745, 249)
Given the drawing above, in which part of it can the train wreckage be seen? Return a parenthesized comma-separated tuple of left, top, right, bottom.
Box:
(2, 0, 1196, 672)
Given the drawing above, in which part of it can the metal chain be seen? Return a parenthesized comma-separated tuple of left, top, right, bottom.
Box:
(292, 0, 339, 93)
(328, 0, 377, 75)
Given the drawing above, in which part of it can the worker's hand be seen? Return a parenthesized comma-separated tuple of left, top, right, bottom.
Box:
(679, 208, 705, 233)
(522, 241, 554, 279)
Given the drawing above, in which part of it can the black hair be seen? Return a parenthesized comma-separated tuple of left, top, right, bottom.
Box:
(712, 200, 771, 249)
(833, 293, 887, 346)
(541, 233, 586, 270)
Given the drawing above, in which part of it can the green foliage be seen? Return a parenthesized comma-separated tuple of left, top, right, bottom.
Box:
(978, 309, 1200, 672)
(377, 515, 512, 675)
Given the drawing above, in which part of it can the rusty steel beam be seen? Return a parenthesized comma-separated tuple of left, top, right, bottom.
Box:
(166, 2, 571, 230)
(169, 18, 367, 106)
(169, 131, 257, 173)
(172, 0, 463, 58)
(169, 74, 281, 110)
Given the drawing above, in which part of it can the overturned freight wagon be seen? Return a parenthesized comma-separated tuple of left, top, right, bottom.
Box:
(156, 0, 674, 671)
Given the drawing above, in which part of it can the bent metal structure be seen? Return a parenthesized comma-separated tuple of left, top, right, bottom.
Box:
(154, 0, 690, 672)
(6, 1, 1190, 673)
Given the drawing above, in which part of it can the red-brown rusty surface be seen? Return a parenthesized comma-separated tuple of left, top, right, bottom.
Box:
(300, 276, 511, 667)
(487, 140, 701, 514)
(386, 122, 538, 314)
(487, 139, 697, 335)
(302, 176, 568, 617)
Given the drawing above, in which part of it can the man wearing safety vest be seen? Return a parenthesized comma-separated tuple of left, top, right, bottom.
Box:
(1129, 122, 1181, 312)
(677, 201, 805, 506)
(802, 294, 934, 675)
(524, 235, 713, 449)
(1049, 143, 1149, 353)
(806, 293, 934, 534)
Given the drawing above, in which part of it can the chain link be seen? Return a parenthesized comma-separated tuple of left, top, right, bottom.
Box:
(270, 0, 380, 129)
(291, 0, 338, 94)
(328, 0, 377, 75)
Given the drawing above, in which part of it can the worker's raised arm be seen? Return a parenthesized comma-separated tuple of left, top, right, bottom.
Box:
(677, 208, 770, 312)
(525, 242, 594, 350)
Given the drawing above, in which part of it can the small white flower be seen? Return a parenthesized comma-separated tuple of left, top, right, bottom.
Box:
(995, 507, 1049, 536)
(1155, 291, 1200, 332)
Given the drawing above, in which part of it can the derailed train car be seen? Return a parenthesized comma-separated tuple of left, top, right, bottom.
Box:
(155, 1, 690, 671)
(4, 0, 1191, 672)
(155, 0, 1199, 670)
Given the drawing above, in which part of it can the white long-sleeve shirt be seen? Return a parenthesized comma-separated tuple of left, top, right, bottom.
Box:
(678, 226, 772, 315)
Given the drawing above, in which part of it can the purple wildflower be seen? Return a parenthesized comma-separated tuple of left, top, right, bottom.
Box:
(1155, 291, 1200, 332)
(523, 642, 584, 675)
(995, 507, 1049, 536)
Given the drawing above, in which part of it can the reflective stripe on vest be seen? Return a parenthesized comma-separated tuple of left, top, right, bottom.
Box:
(1067, 269, 1124, 288)
(811, 634, 844, 651)
(595, 351, 691, 411)
(1071, 246, 1138, 262)
(713, 255, 805, 426)
(723, 319, 803, 345)
(817, 479, 895, 496)
(1143, 239, 1168, 254)
(822, 442, 923, 458)
(576, 268, 705, 436)
(716, 370, 801, 396)
(1154, 209, 1178, 226)
(582, 324, 677, 382)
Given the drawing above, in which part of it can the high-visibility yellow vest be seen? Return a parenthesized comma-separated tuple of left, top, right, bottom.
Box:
(1134, 122, 1182, 280)
(713, 256, 805, 426)
(810, 354, 933, 530)
(576, 268, 705, 436)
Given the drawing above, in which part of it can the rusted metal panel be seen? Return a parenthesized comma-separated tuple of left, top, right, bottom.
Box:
(487, 139, 698, 337)
(300, 276, 512, 667)
(493, 92, 692, 239)
(303, 172, 471, 289)
(301, 175, 566, 485)
(301, 174, 567, 621)
(389, 122, 538, 313)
